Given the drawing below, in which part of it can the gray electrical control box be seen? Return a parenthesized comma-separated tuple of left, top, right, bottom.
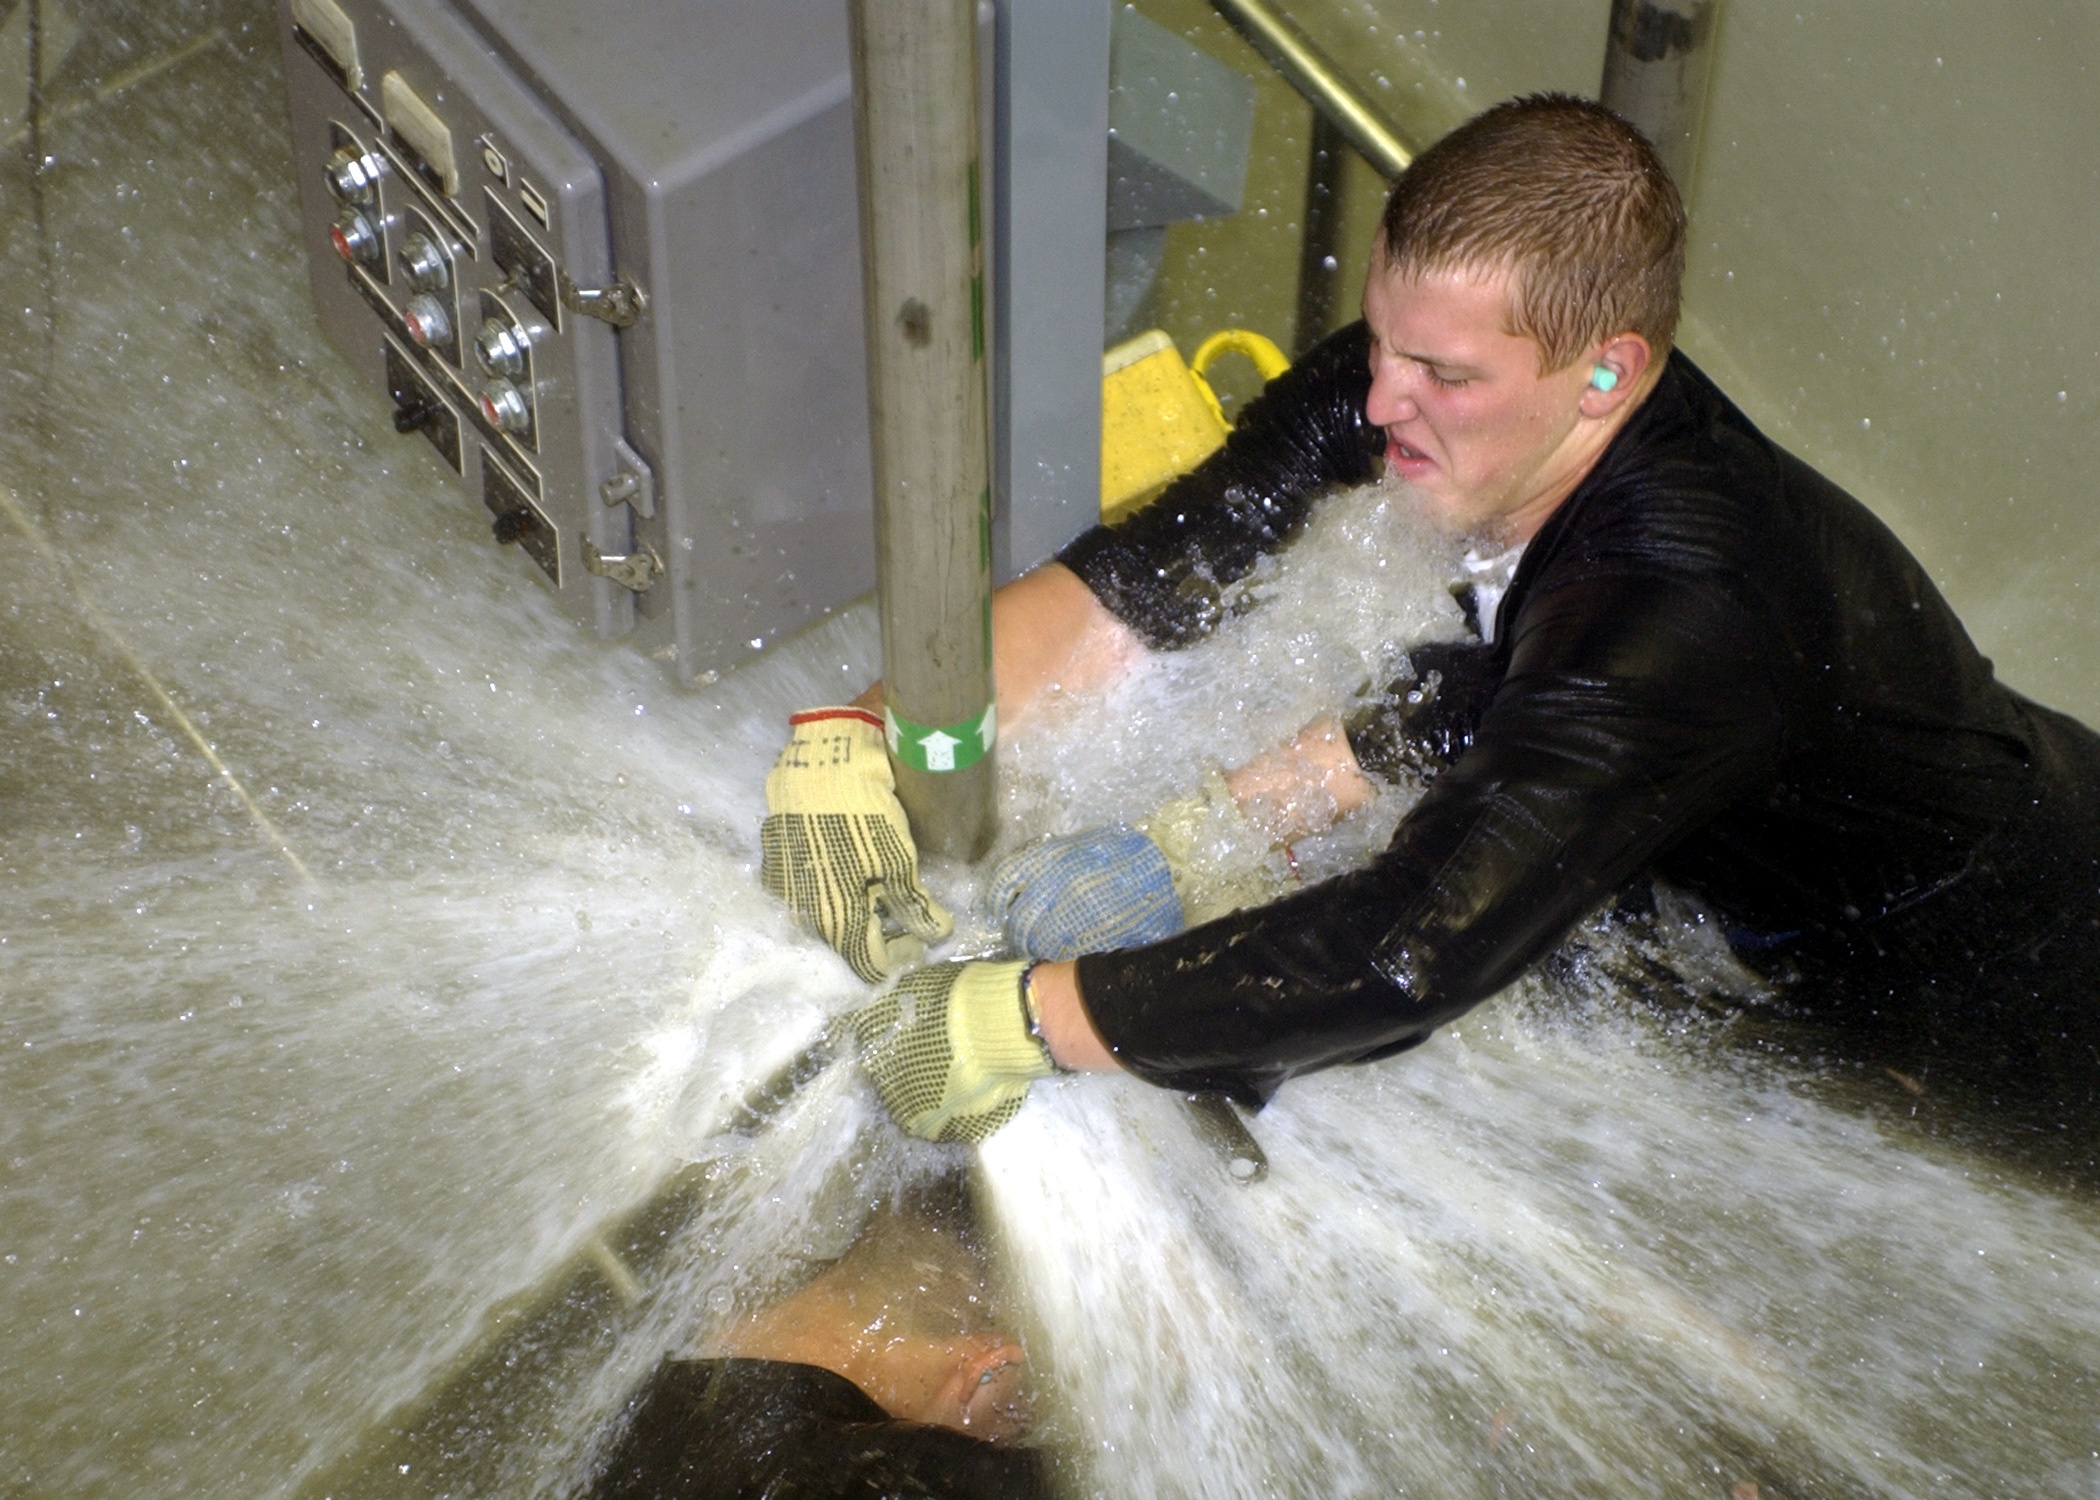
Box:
(279, 0, 1120, 680)
(277, 0, 874, 676)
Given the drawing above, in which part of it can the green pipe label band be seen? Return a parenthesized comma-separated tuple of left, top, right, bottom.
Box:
(886, 702, 996, 773)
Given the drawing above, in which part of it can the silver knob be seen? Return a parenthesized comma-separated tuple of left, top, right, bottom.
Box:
(403, 294, 453, 348)
(473, 316, 531, 379)
(478, 378, 531, 434)
(324, 145, 385, 206)
(329, 210, 381, 267)
(398, 232, 449, 292)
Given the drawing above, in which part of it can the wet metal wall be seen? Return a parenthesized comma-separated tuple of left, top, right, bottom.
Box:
(1140, 0, 2100, 724)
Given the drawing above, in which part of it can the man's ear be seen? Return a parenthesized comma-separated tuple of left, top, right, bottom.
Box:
(1578, 332, 1655, 417)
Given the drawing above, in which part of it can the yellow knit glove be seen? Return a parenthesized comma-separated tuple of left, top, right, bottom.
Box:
(850, 961, 1056, 1143)
(1136, 766, 1297, 927)
(761, 708, 953, 982)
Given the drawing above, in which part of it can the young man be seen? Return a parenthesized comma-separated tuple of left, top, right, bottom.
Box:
(770, 95, 2100, 1158)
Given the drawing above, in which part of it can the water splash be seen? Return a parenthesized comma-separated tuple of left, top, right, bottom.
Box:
(5, 17, 2099, 1500)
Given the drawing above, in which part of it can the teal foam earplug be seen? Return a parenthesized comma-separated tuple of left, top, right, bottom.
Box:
(1590, 366, 1619, 392)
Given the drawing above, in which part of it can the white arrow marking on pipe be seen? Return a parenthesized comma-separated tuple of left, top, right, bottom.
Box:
(920, 730, 960, 771)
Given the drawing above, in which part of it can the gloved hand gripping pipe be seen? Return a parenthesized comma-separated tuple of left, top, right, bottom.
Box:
(715, 1015, 1268, 1186)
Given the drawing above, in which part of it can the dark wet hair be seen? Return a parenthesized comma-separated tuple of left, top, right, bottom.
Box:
(1377, 92, 1686, 369)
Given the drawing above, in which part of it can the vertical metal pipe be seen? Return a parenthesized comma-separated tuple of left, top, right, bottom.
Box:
(1599, 0, 1721, 204)
(851, 0, 998, 860)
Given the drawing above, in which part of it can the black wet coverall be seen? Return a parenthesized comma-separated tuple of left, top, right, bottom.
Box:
(589, 1357, 1048, 1500)
(1058, 322, 2100, 1113)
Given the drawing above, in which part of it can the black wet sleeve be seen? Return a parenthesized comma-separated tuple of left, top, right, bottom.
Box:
(1074, 562, 1784, 1105)
(1344, 640, 1504, 784)
(1058, 321, 1382, 648)
(590, 1358, 1050, 1500)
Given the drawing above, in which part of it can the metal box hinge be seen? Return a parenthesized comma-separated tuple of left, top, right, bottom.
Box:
(561, 271, 647, 328)
(582, 536, 664, 593)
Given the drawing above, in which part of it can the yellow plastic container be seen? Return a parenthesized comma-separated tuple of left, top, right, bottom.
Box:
(1099, 328, 1290, 524)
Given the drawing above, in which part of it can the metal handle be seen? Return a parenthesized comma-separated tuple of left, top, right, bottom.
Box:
(1187, 328, 1292, 431)
(1206, 0, 1414, 180)
(598, 438, 658, 519)
(1183, 1092, 1269, 1184)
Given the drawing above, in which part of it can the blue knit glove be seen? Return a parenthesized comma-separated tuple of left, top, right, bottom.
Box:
(989, 827, 1185, 962)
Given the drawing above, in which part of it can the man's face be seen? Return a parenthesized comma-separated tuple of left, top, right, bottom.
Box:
(1361, 256, 1595, 545)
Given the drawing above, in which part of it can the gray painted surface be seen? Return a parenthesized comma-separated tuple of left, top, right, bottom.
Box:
(991, 0, 1111, 579)
(1108, 8, 1255, 231)
(452, 0, 853, 188)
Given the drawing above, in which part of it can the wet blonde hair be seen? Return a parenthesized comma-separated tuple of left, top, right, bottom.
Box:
(1376, 93, 1686, 371)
